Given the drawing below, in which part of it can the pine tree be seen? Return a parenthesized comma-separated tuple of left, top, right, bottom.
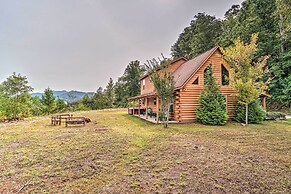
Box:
(55, 98, 67, 112)
(196, 65, 228, 125)
(104, 78, 115, 108)
(41, 87, 56, 115)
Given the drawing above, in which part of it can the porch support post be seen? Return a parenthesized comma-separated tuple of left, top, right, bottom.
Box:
(156, 96, 159, 124)
(262, 96, 266, 111)
(145, 97, 148, 119)
(128, 100, 130, 114)
(138, 98, 141, 117)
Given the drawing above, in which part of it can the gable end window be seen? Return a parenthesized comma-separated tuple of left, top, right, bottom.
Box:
(142, 79, 146, 90)
(221, 64, 229, 86)
(204, 65, 212, 85)
(192, 77, 199, 85)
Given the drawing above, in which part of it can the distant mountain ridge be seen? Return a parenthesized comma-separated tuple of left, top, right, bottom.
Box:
(31, 90, 94, 102)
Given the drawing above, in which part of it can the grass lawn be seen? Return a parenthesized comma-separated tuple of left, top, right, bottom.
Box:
(0, 109, 290, 193)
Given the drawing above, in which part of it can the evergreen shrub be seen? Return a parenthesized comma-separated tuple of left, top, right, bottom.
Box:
(196, 65, 228, 125)
(234, 99, 266, 123)
(196, 93, 228, 125)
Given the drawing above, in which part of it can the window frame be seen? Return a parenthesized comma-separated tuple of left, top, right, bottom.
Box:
(192, 77, 199, 85)
(221, 64, 230, 86)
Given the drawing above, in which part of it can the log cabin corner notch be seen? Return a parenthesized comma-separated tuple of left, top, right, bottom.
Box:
(128, 46, 268, 123)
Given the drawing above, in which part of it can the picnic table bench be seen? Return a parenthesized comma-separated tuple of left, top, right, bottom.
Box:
(51, 113, 73, 125)
(65, 117, 86, 127)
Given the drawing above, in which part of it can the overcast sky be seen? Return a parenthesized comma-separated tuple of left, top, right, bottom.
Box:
(0, 0, 244, 92)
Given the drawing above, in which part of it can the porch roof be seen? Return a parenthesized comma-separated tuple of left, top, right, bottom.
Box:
(128, 92, 156, 100)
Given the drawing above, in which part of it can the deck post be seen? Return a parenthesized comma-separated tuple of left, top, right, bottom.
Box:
(156, 96, 159, 124)
(138, 98, 141, 117)
(128, 100, 130, 114)
(262, 96, 266, 111)
(145, 97, 148, 119)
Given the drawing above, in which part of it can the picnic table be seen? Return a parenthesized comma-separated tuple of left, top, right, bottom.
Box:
(51, 113, 73, 125)
(65, 117, 85, 127)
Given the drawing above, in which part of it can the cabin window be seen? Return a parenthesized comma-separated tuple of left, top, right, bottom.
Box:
(169, 97, 174, 113)
(221, 64, 229, 86)
(154, 97, 156, 105)
(192, 77, 199, 85)
(203, 65, 212, 85)
(142, 79, 146, 90)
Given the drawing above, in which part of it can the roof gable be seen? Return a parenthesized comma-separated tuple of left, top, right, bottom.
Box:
(173, 46, 219, 89)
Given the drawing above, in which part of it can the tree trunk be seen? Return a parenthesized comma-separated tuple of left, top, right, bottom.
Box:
(165, 102, 170, 128)
(245, 103, 248, 125)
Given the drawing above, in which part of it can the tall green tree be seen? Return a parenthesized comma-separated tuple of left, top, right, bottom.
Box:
(114, 60, 145, 107)
(114, 77, 127, 107)
(30, 96, 44, 116)
(0, 72, 33, 118)
(171, 12, 222, 59)
(104, 78, 115, 108)
(92, 87, 107, 109)
(196, 65, 228, 125)
(219, 0, 278, 57)
(123, 60, 144, 97)
(55, 98, 67, 112)
(0, 93, 13, 119)
(222, 33, 269, 125)
(275, 0, 291, 53)
(80, 94, 94, 110)
(41, 87, 56, 115)
(267, 0, 291, 109)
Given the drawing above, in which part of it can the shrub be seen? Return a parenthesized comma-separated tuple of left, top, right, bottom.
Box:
(234, 99, 266, 123)
(197, 65, 228, 125)
(265, 112, 286, 120)
(196, 93, 228, 125)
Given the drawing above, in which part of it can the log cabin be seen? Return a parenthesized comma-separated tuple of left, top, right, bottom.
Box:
(128, 46, 268, 123)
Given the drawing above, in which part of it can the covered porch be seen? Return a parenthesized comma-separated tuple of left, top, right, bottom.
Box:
(128, 92, 177, 124)
(128, 92, 161, 124)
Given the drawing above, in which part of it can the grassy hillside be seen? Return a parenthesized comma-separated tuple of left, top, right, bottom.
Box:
(0, 110, 290, 193)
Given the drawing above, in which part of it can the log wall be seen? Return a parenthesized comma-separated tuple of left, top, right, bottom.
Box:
(173, 50, 237, 123)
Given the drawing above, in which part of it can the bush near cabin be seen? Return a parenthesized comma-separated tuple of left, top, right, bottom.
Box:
(234, 99, 266, 124)
(196, 65, 228, 125)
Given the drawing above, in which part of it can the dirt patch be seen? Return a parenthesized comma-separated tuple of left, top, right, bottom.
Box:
(94, 126, 110, 132)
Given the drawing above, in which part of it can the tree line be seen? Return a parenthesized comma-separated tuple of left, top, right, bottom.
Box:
(0, 60, 145, 120)
(171, 0, 290, 110)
